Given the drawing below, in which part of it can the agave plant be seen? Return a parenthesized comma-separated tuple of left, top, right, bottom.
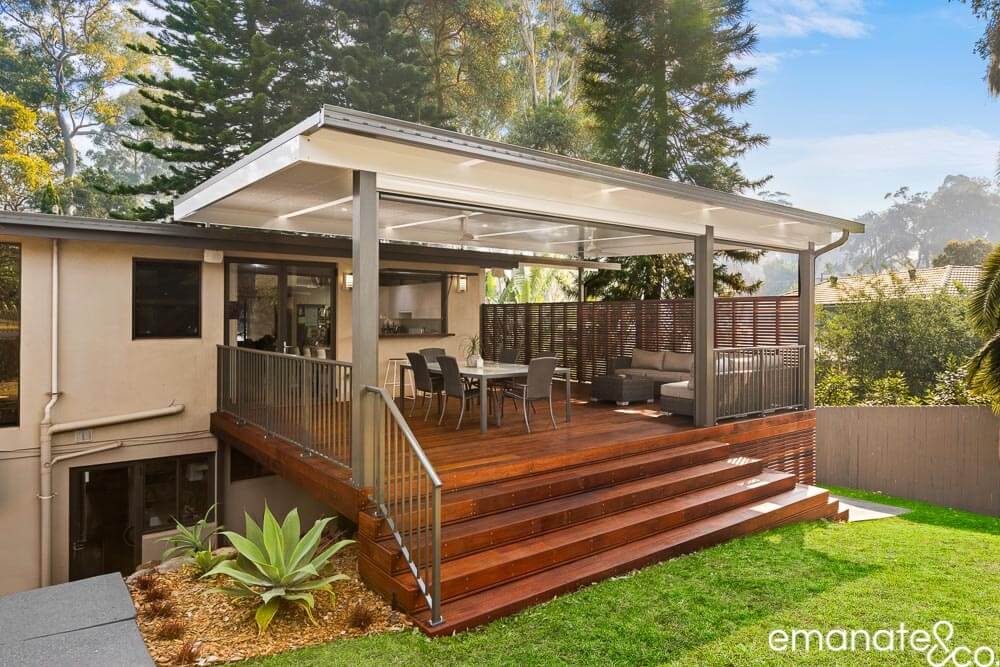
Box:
(203, 506, 354, 635)
(159, 504, 221, 560)
(191, 549, 230, 577)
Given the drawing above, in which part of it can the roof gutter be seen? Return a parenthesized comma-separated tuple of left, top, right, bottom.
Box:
(815, 230, 851, 257)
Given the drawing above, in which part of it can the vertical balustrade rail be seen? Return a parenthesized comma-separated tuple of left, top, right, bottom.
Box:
(217, 345, 352, 468)
(364, 385, 443, 626)
(714, 345, 805, 420)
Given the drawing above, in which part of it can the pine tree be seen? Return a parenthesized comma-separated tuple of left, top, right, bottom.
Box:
(115, 0, 337, 220)
(582, 0, 766, 191)
(580, 0, 767, 301)
(331, 0, 441, 124)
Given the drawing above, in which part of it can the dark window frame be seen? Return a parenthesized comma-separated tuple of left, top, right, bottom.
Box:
(0, 241, 21, 428)
(132, 257, 203, 340)
(68, 452, 216, 580)
(137, 452, 216, 535)
(223, 257, 337, 355)
(378, 268, 452, 335)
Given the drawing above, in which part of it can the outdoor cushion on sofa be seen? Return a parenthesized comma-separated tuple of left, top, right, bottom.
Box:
(662, 351, 692, 372)
(630, 348, 664, 370)
(660, 381, 694, 400)
(644, 369, 689, 383)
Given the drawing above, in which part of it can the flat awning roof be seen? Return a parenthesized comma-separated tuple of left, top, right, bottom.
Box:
(174, 106, 862, 257)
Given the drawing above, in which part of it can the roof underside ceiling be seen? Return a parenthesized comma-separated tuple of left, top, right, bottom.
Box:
(174, 109, 862, 259)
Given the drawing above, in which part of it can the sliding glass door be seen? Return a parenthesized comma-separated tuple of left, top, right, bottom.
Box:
(226, 260, 336, 356)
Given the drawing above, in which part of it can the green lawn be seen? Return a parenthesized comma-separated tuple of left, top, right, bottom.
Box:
(252, 488, 1000, 666)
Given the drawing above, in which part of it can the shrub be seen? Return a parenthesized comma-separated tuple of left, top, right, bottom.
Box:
(173, 640, 201, 666)
(816, 278, 980, 396)
(347, 600, 376, 629)
(132, 573, 157, 592)
(145, 600, 176, 618)
(156, 619, 186, 640)
(160, 505, 221, 560)
(926, 356, 991, 406)
(191, 549, 229, 577)
(144, 585, 169, 602)
(863, 372, 919, 406)
(203, 506, 354, 635)
(816, 369, 859, 406)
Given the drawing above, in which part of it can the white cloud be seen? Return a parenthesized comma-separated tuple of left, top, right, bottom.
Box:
(742, 126, 1000, 217)
(774, 127, 999, 172)
(735, 48, 824, 73)
(751, 0, 870, 39)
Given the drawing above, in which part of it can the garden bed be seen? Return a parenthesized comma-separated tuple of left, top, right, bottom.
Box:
(128, 546, 410, 665)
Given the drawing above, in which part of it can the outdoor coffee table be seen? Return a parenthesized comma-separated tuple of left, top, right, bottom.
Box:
(400, 361, 572, 433)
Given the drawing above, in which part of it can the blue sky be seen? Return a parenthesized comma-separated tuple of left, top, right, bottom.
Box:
(738, 0, 998, 219)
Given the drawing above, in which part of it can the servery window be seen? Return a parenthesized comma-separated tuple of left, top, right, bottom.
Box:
(133, 259, 201, 338)
(379, 270, 449, 336)
(0, 243, 20, 427)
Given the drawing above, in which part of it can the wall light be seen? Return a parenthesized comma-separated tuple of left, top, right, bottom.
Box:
(342, 272, 354, 290)
(456, 274, 468, 293)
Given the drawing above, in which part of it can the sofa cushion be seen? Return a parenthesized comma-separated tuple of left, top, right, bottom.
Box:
(616, 368, 649, 379)
(644, 369, 689, 383)
(631, 348, 663, 371)
(660, 381, 694, 400)
(661, 351, 693, 372)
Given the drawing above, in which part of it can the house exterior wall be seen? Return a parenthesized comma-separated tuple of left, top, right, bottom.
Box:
(0, 232, 483, 594)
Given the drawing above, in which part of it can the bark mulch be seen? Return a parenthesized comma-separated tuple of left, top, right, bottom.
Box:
(128, 546, 410, 665)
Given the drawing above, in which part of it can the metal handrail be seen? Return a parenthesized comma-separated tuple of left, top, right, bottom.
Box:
(714, 344, 806, 420)
(216, 345, 352, 467)
(363, 384, 443, 626)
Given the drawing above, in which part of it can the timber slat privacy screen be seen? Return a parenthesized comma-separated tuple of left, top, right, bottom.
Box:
(481, 296, 799, 383)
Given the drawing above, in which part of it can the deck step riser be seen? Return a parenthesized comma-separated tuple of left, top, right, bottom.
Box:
(415, 487, 836, 636)
(358, 441, 734, 539)
(373, 474, 797, 612)
(368, 459, 766, 574)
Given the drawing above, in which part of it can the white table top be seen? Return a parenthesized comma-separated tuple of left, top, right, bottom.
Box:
(403, 360, 570, 379)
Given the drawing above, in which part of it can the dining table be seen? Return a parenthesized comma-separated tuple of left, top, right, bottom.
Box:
(399, 360, 572, 433)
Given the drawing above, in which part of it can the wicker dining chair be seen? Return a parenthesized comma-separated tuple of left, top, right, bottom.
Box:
(499, 356, 558, 433)
(419, 347, 446, 362)
(436, 355, 481, 430)
(406, 352, 444, 421)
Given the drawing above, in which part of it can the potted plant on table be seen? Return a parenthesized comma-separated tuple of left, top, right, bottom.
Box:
(463, 334, 482, 367)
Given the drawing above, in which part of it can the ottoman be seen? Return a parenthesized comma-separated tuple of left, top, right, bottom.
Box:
(591, 375, 655, 406)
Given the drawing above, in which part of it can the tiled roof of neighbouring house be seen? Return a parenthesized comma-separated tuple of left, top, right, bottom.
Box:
(788, 265, 984, 305)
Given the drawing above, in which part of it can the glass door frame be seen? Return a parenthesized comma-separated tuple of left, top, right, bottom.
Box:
(223, 257, 338, 357)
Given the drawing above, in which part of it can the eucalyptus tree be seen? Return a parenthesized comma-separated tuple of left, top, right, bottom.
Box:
(0, 0, 147, 180)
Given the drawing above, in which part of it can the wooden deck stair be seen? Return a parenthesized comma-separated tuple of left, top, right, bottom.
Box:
(357, 437, 843, 636)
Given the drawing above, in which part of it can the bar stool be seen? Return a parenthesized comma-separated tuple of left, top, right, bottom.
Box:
(383, 357, 414, 400)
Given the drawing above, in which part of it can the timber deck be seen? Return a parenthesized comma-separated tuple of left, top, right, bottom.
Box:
(212, 391, 840, 637)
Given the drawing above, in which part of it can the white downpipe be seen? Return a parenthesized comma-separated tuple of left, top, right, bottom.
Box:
(38, 403, 185, 587)
(39, 239, 59, 587)
(36, 239, 189, 586)
(48, 404, 185, 436)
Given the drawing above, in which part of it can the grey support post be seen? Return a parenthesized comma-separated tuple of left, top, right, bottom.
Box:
(694, 226, 715, 427)
(798, 242, 816, 409)
(351, 170, 379, 487)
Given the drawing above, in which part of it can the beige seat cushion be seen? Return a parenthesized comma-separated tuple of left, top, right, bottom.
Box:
(662, 351, 693, 372)
(644, 369, 689, 383)
(631, 348, 664, 370)
(660, 381, 694, 400)
(616, 368, 649, 379)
